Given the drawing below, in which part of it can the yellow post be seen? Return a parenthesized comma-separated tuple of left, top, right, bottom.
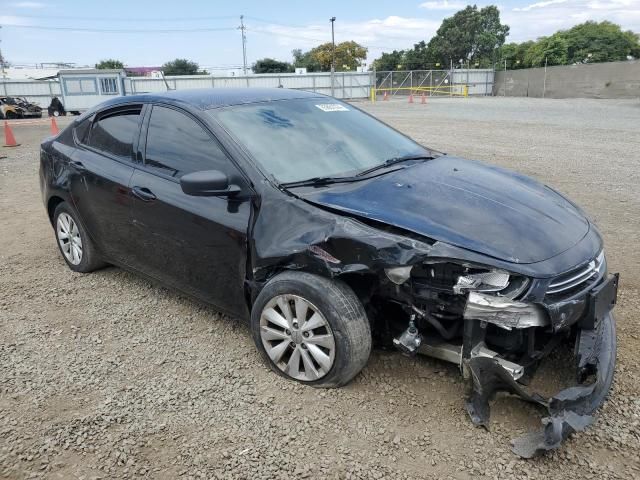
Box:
(464, 85, 469, 97)
(371, 87, 376, 103)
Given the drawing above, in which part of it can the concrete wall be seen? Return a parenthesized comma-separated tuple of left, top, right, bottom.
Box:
(494, 60, 640, 99)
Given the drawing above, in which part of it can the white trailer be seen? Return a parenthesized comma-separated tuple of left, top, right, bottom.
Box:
(58, 69, 127, 114)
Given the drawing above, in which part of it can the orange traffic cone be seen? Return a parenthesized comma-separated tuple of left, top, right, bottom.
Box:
(383, 91, 388, 101)
(408, 94, 414, 104)
(421, 93, 427, 104)
(50, 117, 60, 135)
(3, 121, 20, 147)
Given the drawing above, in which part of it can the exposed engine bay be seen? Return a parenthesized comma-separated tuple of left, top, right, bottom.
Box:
(374, 256, 618, 458)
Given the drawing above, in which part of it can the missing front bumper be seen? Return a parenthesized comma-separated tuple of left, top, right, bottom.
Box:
(465, 311, 616, 458)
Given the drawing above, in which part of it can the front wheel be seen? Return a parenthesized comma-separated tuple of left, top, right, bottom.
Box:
(251, 271, 372, 388)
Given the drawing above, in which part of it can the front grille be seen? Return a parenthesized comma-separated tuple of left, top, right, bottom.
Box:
(546, 250, 606, 298)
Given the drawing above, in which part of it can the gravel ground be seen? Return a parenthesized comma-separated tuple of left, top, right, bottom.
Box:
(2, 98, 639, 480)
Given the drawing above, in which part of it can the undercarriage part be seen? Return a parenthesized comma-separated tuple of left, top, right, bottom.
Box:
(411, 305, 460, 340)
(418, 338, 462, 364)
(471, 344, 524, 380)
(464, 291, 549, 330)
(465, 312, 616, 458)
(393, 315, 423, 355)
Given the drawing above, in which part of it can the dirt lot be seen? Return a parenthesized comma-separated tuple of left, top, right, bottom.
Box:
(1, 98, 639, 480)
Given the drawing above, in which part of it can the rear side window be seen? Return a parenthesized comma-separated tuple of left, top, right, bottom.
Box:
(74, 116, 93, 144)
(88, 106, 142, 160)
(144, 105, 231, 179)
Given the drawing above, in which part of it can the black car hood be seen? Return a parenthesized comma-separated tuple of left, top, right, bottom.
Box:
(295, 157, 589, 264)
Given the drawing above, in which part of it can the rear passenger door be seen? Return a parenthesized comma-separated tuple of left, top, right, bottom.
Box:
(129, 104, 251, 318)
(69, 105, 143, 264)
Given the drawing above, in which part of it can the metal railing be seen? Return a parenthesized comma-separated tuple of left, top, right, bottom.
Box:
(374, 69, 494, 97)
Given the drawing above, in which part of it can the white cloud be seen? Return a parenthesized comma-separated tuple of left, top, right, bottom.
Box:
(504, 0, 640, 42)
(419, 0, 465, 9)
(10, 2, 47, 8)
(514, 0, 568, 12)
(0, 15, 31, 25)
(248, 16, 441, 59)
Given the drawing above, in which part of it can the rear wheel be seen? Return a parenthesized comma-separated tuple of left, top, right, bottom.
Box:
(53, 202, 106, 273)
(251, 271, 372, 388)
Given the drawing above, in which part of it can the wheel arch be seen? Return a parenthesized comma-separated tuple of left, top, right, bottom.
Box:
(248, 266, 381, 319)
(47, 195, 66, 225)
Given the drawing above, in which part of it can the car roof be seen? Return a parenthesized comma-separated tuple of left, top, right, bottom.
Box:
(98, 87, 327, 111)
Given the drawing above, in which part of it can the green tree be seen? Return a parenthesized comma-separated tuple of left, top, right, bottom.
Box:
(427, 5, 509, 68)
(562, 21, 640, 63)
(498, 41, 535, 69)
(294, 41, 367, 72)
(524, 34, 568, 67)
(95, 59, 124, 70)
(292, 49, 322, 72)
(162, 58, 205, 76)
(252, 58, 293, 74)
(403, 41, 436, 70)
(371, 50, 405, 71)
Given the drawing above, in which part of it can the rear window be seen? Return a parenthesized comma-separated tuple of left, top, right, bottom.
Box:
(87, 106, 142, 160)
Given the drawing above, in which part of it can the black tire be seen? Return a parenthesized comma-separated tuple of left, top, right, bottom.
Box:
(251, 271, 372, 388)
(53, 202, 106, 273)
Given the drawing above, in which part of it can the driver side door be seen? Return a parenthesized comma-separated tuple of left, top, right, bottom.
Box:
(128, 104, 252, 318)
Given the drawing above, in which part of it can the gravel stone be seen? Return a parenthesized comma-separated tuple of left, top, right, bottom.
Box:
(1, 98, 639, 479)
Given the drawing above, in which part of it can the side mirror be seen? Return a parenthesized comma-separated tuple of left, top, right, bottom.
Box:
(180, 170, 241, 197)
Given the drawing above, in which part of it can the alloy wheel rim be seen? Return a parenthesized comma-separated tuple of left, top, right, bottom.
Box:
(259, 294, 336, 381)
(56, 213, 83, 265)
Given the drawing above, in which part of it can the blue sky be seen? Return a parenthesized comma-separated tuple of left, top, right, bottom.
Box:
(1, 0, 639, 69)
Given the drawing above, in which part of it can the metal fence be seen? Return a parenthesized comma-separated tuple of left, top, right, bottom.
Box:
(1, 71, 374, 108)
(128, 72, 373, 99)
(0, 80, 62, 107)
(1, 70, 495, 109)
(375, 70, 494, 96)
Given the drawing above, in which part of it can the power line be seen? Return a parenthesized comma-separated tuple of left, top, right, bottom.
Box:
(1, 14, 238, 22)
(247, 27, 327, 44)
(2, 24, 238, 33)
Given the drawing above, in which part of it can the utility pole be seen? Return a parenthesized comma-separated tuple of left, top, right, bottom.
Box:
(542, 56, 548, 98)
(0, 25, 6, 79)
(238, 15, 248, 78)
(504, 59, 507, 97)
(330, 17, 336, 97)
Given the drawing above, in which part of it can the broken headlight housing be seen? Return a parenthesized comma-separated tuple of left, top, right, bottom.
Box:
(385, 265, 413, 285)
(412, 262, 530, 300)
(454, 268, 530, 299)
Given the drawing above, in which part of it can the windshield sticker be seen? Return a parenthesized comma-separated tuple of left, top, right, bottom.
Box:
(315, 104, 350, 112)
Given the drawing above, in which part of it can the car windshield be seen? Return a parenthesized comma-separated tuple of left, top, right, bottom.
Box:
(209, 98, 429, 183)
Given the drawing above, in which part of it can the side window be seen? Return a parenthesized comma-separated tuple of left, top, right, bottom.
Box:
(100, 78, 118, 95)
(144, 106, 230, 179)
(74, 115, 93, 144)
(87, 106, 142, 160)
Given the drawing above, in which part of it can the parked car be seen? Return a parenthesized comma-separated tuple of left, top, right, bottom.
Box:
(0, 96, 26, 119)
(39, 88, 617, 457)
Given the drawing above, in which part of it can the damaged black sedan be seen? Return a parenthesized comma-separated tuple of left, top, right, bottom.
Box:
(39, 88, 618, 457)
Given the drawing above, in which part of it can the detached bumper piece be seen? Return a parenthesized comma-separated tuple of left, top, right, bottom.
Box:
(465, 274, 618, 458)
